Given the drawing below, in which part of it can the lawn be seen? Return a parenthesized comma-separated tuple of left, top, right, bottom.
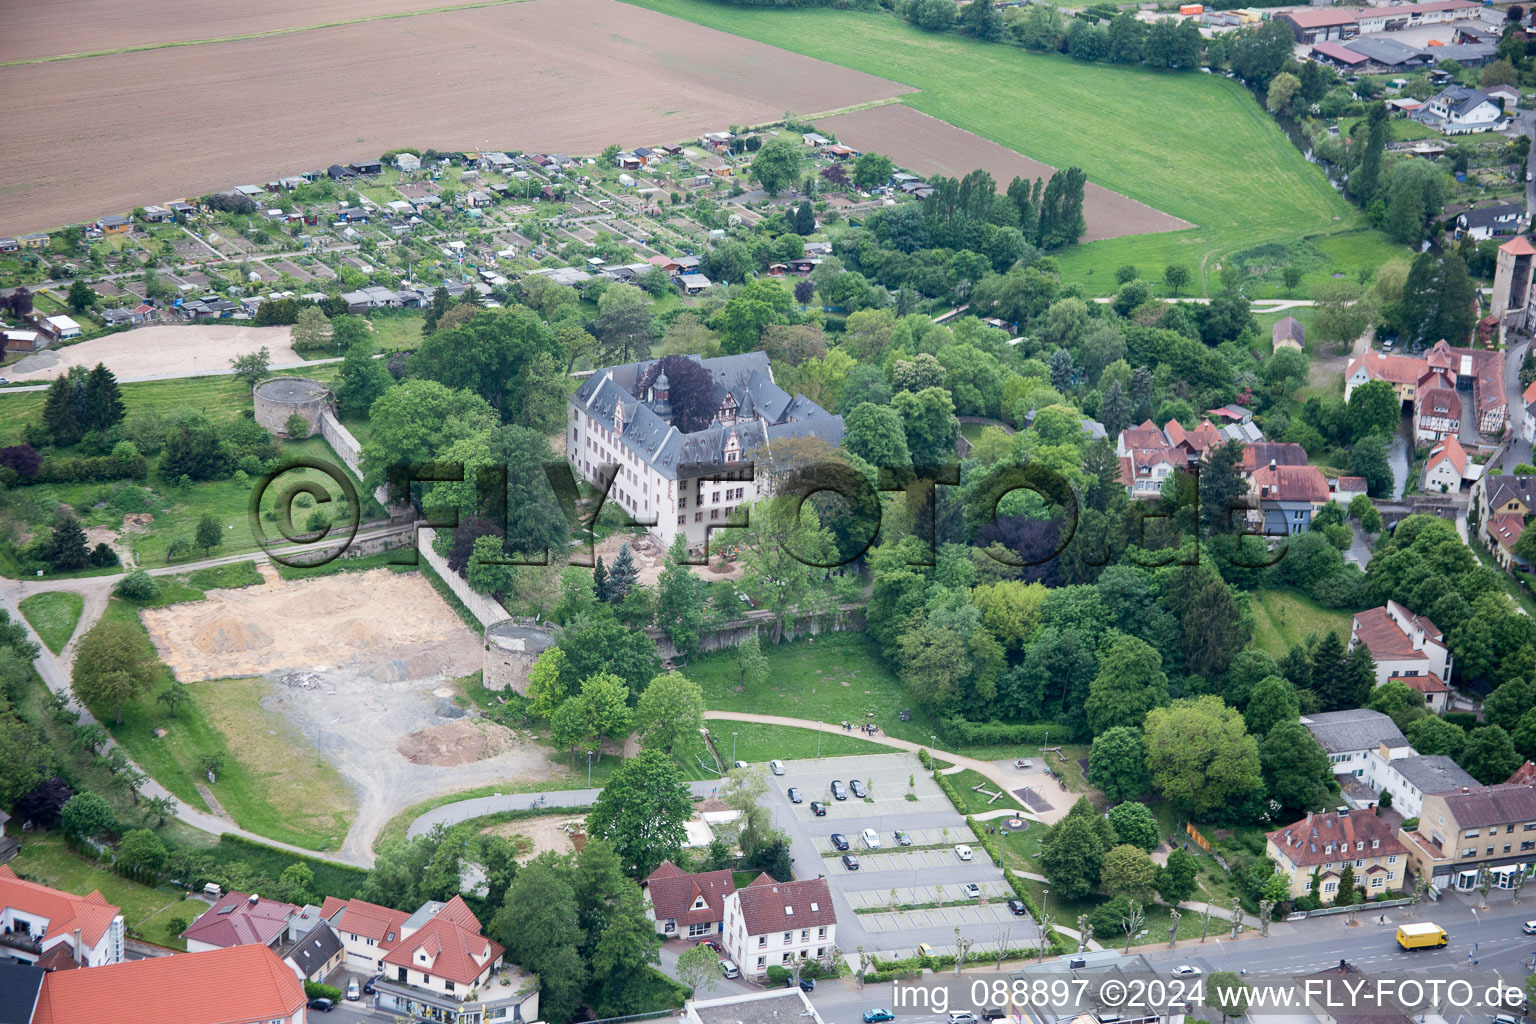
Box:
(135, 897, 208, 950)
(1248, 587, 1357, 656)
(943, 768, 1025, 814)
(624, 0, 1404, 294)
(365, 311, 427, 351)
(98, 599, 353, 850)
(11, 831, 191, 941)
(185, 560, 264, 591)
(19, 590, 84, 654)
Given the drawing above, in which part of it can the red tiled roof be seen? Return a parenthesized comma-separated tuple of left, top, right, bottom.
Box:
(1252, 464, 1329, 503)
(645, 862, 737, 928)
(1425, 435, 1468, 476)
(1120, 420, 1166, 449)
(181, 892, 296, 949)
(1333, 476, 1368, 493)
(1502, 236, 1536, 256)
(33, 945, 304, 1024)
(1267, 810, 1408, 869)
(1352, 606, 1425, 661)
(1492, 512, 1526, 552)
(1241, 443, 1308, 473)
(325, 897, 411, 947)
(1313, 41, 1369, 64)
(734, 877, 836, 936)
(1419, 386, 1463, 424)
(1508, 761, 1536, 786)
(379, 901, 503, 987)
(1348, 350, 1424, 386)
(1391, 672, 1449, 694)
(0, 865, 120, 949)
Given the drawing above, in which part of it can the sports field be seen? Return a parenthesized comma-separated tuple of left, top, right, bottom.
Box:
(625, 0, 1407, 293)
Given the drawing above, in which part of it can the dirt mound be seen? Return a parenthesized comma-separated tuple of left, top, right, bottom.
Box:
(397, 719, 514, 766)
(194, 618, 273, 654)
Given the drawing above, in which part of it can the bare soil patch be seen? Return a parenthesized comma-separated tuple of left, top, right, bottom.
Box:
(398, 719, 515, 766)
(0, 0, 910, 234)
(141, 567, 481, 683)
(482, 814, 587, 862)
(814, 104, 1191, 243)
(7, 325, 302, 383)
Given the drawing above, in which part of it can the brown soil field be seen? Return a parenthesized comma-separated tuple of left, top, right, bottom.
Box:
(815, 105, 1191, 243)
(7, 324, 301, 382)
(397, 719, 516, 766)
(0, 0, 910, 235)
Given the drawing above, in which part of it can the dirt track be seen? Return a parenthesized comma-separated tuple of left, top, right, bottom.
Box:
(815, 104, 1191, 243)
(7, 324, 300, 382)
(0, 0, 911, 235)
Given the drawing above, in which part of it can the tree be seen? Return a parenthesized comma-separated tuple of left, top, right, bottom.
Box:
(1335, 862, 1357, 905)
(571, 672, 632, 760)
(1086, 635, 1169, 735)
(676, 942, 720, 995)
(960, 0, 1004, 40)
(82, 363, 125, 433)
(793, 200, 816, 235)
(1243, 675, 1299, 737)
(852, 153, 894, 190)
(1260, 720, 1332, 815)
(1101, 844, 1158, 901)
(1038, 813, 1108, 900)
(738, 496, 836, 645)
(1462, 725, 1522, 784)
(194, 514, 222, 556)
(117, 828, 168, 873)
(1401, 250, 1477, 347)
(1158, 849, 1199, 904)
(1483, 677, 1536, 733)
(1345, 379, 1399, 443)
(737, 632, 768, 688)
(291, 306, 333, 351)
(1163, 264, 1190, 297)
(1143, 696, 1262, 817)
(1267, 71, 1301, 114)
(336, 335, 392, 416)
(751, 139, 802, 195)
(0, 699, 51, 810)
(155, 685, 188, 718)
(67, 279, 93, 313)
(1088, 726, 1151, 801)
(586, 749, 693, 876)
(60, 792, 115, 840)
(844, 402, 914, 472)
(906, 0, 957, 31)
(635, 672, 704, 754)
(47, 513, 90, 572)
(1349, 433, 1394, 499)
(228, 347, 272, 388)
(72, 617, 155, 725)
(891, 386, 959, 469)
(606, 545, 639, 603)
(1406, 715, 1466, 760)
(492, 854, 587, 1023)
(1208, 971, 1251, 1024)
(1108, 801, 1159, 852)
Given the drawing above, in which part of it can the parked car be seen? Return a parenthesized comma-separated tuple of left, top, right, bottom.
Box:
(849, 779, 867, 798)
(894, 830, 912, 846)
(1170, 965, 1201, 978)
(810, 800, 826, 816)
(949, 1013, 977, 1024)
(984, 1009, 1006, 1020)
(720, 959, 740, 979)
(1006, 899, 1027, 916)
(769, 760, 785, 775)
(363, 976, 380, 995)
(842, 853, 860, 870)
(831, 833, 850, 850)
(1524, 921, 1536, 935)
(864, 1011, 895, 1022)
(831, 780, 848, 801)
(798, 977, 816, 992)
(861, 828, 881, 849)
(788, 787, 802, 803)
(735, 760, 749, 769)
(955, 844, 973, 861)
(963, 883, 982, 898)
(308, 999, 335, 1013)
(696, 940, 721, 953)
(346, 979, 360, 1001)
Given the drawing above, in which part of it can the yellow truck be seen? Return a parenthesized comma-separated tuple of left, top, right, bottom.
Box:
(1396, 923, 1449, 950)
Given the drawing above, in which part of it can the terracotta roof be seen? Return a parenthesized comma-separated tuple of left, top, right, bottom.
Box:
(1120, 420, 1166, 449)
(1352, 603, 1440, 661)
(32, 945, 83, 973)
(1267, 810, 1408, 869)
(1524, 378, 1536, 412)
(324, 897, 410, 947)
(1391, 672, 1449, 694)
(0, 865, 120, 950)
(733, 876, 836, 936)
(1281, 8, 1359, 27)
(1333, 476, 1368, 493)
(1508, 761, 1536, 786)
(181, 892, 296, 949)
(645, 862, 737, 928)
(1419, 386, 1463, 423)
(32, 945, 304, 1024)
(1491, 512, 1526, 552)
(1252, 464, 1329, 503)
(1425, 435, 1468, 476)
(1347, 350, 1424, 386)
(1501, 236, 1536, 256)
(1439, 783, 1536, 827)
(379, 899, 503, 987)
(1241, 442, 1309, 473)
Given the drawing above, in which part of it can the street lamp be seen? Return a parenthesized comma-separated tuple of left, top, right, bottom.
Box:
(732, 731, 738, 765)
(586, 749, 593, 788)
(817, 724, 822, 758)
(1042, 889, 1049, 921)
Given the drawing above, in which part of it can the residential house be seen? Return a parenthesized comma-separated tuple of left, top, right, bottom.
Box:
(567, 353, 843, 554)
(1272, 315, 1305, 351)
(1487, 83, 1521, 108)
(315, 896, 409, 972)
(1265, 808, 1409, 899)
(1302, 709, 1411, 779)
(1331, 476, 1369, 502)
(1421, 435, 1471, 493)
(97, 215, 131, 235)
(643, 862, 736, 939)
(1400, 783, 1536, 890)
(1162, 419, 1222, 465)
(1239, 442, 1309, 477)
(1350, 600, 1453, 687)
(1363, 754, 1474, 817)
(1251, 463, 1330, 534)
(1347, 340, 1505, 440)
(0, 866, 123, 968)
(1116, 420, 1181, 498)
(3, 330, 45, 354)
(721, 875, 836, 979)
(686, 989, 825, 1024)
(1416, 84, 1504, 133)
(1010, 950, 1187, 1024)
(283, 921, 344, 983)
(1489, 511, 1530, 572)
(31, 944, 307, 1024)
(181, 892, 297, 954)
(340, 286, 402, 313)
(1509, 761, 1536, 786)
(1457, 202, 1525, 240)
(1524, 379, 1536, 443)
(0, 238, 17, 253)
(100, 308, 133, 328)
(1392, 673, 1452, 715)
(18, 234, 49, 250)
(43, 316, 80, 340)
(373, 895, 539, 1024)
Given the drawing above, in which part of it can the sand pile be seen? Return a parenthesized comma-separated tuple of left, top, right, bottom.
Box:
(194, 618, 273, 654)
(397, 720, 514, 766)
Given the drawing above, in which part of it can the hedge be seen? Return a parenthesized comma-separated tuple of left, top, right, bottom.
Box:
(12, 453, 149, 486)
(935, 717, 1066, 747)
(305, 981, 342, 1002)
(215, 833, 369, 900)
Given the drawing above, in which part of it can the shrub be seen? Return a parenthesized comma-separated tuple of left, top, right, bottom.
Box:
(765, 965, 790, 985)
(304, 981, 342, 1002)
(115, 569, 160, 602)
(936, 717, 1062, 746)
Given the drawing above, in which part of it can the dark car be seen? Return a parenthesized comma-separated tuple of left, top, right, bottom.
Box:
(363, 976, 381, 995)
(849, 779, 867, 798)
(984, 1010, 1007, 1021)
(810, 801, 826, 816)
(799, 977, 817, 992)
(830, 780, 848, 801)
(308, 998, 335, 1013)
(696, 940, 721, 953)
(788, 787, 803, 803)
(831, 833, 850, 850)
(842, 853, 860, 870)
(1006, 899, 1028, 916)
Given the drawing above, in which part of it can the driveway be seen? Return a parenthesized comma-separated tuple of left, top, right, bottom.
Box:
(1503, 335, 1532, 474)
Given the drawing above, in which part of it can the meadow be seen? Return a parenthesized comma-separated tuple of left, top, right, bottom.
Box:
(625, 0, 1407, 294)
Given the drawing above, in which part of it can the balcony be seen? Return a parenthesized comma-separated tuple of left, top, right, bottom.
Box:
(0, 930, 43, 956)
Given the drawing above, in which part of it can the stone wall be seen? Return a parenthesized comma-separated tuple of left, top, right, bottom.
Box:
(318, 408, 363, 480)
(417, 526, 511, 628)
(647, 604, 866, 660)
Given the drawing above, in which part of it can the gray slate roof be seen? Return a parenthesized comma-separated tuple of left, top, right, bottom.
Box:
(285, 921, 343, 977)
(1300, 709, 1408, 753)
(1390, 754, 1477, 795)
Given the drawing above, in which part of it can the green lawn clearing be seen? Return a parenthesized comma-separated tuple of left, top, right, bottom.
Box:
(624, 0, 1404, 295)
(185, 560, 265, 591)
(11, 831, 188, 935)
(1248, 588, 1356, 657)
(943, 767, 1025, 813)
(19, 590, 84, 654)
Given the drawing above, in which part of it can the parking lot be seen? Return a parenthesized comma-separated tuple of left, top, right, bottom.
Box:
(766, 752, 1040, 958)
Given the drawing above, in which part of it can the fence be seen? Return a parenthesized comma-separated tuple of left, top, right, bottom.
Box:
(1294, 896, 1417, 918)
(416, 526, 511, 628)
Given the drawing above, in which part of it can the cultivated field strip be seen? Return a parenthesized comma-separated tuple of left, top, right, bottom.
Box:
(0, 0, 912, 234)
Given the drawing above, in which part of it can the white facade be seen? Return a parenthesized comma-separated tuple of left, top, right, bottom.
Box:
(1422, 452, 1463, 493)
(0, 905, 123, 967)
(721, 897, 835, 979)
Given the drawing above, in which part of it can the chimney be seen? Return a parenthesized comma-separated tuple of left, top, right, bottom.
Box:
(249, 894, 260, 905)
(73, 928, 82, 965)
(1270, 458, 1277, 470)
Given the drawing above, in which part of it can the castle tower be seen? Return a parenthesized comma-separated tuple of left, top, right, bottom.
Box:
(1491, 236, 1536, 341)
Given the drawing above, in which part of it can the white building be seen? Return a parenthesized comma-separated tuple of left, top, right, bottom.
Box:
(567, 353, 843, 555)
(1362, 753, 1477, 819)
(1417, 84, 1503, 133)
(44, 315, 81, 340)
(0, 864, 124, 968)
(1349, 600, 1453, 688)
(721, 876, 836, 979)
(1301, 709, 1412, 779)
(396, 152, 421, 173)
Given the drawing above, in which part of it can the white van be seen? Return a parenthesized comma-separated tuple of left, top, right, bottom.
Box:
(955, 844, 974, 861)
(861, 828, 881, 849)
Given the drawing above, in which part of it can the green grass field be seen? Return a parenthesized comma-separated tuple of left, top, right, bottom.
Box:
(1248, 588, 1356, 657)
(11, 832, 193, 944)
(942, 767, 1025, 813)
(19, 590, 84, 654)
(623, 0, 1406, 295)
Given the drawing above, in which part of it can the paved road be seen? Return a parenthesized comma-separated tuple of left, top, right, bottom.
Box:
(407, 780, 722, 838)
(1503, 335, 1532, 474)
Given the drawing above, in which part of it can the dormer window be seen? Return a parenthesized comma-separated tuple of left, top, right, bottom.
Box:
(692, 896, 707, 910)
